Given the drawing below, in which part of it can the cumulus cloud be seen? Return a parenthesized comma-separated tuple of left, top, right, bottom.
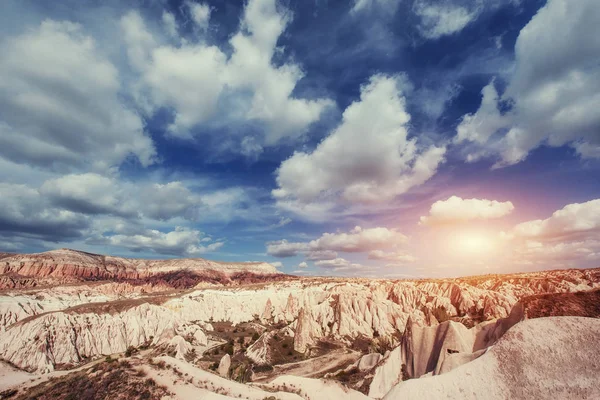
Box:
(39, 173, 203, 222)
(455, 0, 600, 166)
(267, 226, 408, 261)
(297, 261, 308, 269)
(0, 20, 156, 171)
(311, 226, 407, 252)
(513, 199, 600, 240)
(420, 196, 514, 225)
(273, 74, 446, 218)
(504, 199, 600, 268)
(269, 261, 283, 268)
(40, 174, 132, 217)
(266, 239, 308, 258)
(90, 226, 223, 257)
(0, 183, 89, 242)
(121, 0, 332, 146)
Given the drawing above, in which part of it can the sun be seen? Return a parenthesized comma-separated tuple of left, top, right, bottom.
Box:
(451, 231, 497, 257)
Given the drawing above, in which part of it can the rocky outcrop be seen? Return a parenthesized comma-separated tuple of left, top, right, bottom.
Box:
(168, 335, 194, 360)
(246, 331, 275, 365)
(358, 353, 382, 371)
(369, 309, 518, 398)
(383, 317, 600, 399)
(402, 319, 497, 378)
(218, 354, 231, 377)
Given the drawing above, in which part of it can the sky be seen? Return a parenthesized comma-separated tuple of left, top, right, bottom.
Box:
(0, 0, 599, 278)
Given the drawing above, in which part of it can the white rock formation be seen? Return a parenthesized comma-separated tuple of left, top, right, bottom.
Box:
(0, 267, 597, 373)
(383, 317, 600, 400)
(218, 354, 231, 377)
(358, 353, 382, 371)
(369, 315, 506, 398)
(246, 331, 275, 365)
(168, 335, 193, 360)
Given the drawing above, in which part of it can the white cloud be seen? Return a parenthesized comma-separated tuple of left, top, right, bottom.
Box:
(305, 250, 338, 261)
(513, 199, 600, 240)
(314, 257, 368, 272)
(420, 196, 514, 225)
(414, 1, 480, 39)
(368, 250, 418, 263)
(0, 183, 89, 242)
(267, 226, 407, 258)
(39, 173, 203, 221)
(273, 74, 446, 218)
(310, 226, 408, 252)
(352, 0, 400, 13)
(121, 0, 332, 146)
(266, 239, 308, 257)
(503, 199, 600, 268)
(298, 261, 308, 269)
(454, 81, 506, 146)
(91, 226, 223, 256)
(162, 11, 178, 39)
(270, 261, 283, 268)
(40, 173, 131, 217)
(187, 2, 211, 30)
(455, 0, 600, 166)
(0, 20, 156, 171)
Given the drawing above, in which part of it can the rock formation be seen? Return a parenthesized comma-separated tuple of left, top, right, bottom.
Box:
(383, 317, 600, 400)
(218, 354, 231, 377)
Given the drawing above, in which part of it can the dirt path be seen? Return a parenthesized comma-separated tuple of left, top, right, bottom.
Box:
(254, 348, 361, 382)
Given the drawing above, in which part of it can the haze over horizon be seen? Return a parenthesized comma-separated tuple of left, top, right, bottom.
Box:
(1, 0, 599, 279)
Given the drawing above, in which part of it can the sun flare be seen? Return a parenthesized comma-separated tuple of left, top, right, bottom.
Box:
(451, 231, 497, 257)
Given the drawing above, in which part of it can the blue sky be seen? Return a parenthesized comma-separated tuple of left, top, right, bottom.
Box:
(0, 0, 599, 278)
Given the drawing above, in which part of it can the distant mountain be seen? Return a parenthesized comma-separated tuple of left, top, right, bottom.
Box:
(0, 248, 280, 283)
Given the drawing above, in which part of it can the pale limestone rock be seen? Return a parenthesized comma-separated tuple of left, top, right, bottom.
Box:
(383, 317, 600, 400)
(168, 335, 193, 360)
(246, 331, 275, 366)
(193, 329, 208, 346)
(218, 354, 231, 377)
(369, 317, 498, 398)
(358, 353, 382, 371)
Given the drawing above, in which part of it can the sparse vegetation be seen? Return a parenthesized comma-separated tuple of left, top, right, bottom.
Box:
(401, 363, 411, 381)
(15, 359, 169, 400)
(125, 346, 138, 357)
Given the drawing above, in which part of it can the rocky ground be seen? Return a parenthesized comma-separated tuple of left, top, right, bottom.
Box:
(0, 249, 599, 399)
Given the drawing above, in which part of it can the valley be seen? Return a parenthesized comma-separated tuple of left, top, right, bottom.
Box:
(0, 249, 599, 399)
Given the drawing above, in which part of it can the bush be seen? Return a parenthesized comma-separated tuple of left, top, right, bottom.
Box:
(401, 363, 410, 381)
(125, 346, 138, 357)
(251, 332, 260, 341)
